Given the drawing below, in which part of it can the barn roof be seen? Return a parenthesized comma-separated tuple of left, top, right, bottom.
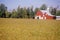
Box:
(40, 10, 54, 16)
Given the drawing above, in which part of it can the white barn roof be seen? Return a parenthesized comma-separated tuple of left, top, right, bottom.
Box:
(40, 8, 54, 16)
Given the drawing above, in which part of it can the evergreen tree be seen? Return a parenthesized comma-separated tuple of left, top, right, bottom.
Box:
(40, 4, 47, 10)
(0, 3, 7, 18)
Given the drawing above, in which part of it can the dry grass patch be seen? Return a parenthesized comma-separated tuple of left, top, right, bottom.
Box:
(0, 18, 60, 40)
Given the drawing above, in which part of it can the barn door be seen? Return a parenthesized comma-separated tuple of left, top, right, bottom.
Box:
(37, 17, 39, 19)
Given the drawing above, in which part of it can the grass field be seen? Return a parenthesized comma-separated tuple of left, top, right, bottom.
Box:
(0, 18, 60, 40)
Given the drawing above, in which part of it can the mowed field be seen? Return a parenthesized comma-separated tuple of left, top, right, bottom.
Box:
(0, 18, 60, 40)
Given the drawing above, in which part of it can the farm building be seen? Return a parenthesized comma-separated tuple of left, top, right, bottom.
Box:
(56, 16, 60, 20)
(35, 8, 55, 19)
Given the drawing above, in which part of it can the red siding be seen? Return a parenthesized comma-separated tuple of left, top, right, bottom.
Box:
(36, 11, 43, 17)
(44, 13, 54, 19)
(36, 11, 54, 19)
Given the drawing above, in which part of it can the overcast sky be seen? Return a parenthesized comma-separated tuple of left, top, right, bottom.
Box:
(0, 0, 60, 11)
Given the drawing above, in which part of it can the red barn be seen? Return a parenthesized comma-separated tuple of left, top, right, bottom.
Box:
(35, 8, 55, 19)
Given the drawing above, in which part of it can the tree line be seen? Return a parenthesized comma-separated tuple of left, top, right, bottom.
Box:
(0, 3, 60, 18)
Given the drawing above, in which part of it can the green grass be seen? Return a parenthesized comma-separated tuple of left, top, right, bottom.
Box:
(0, 18, 60, 40)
